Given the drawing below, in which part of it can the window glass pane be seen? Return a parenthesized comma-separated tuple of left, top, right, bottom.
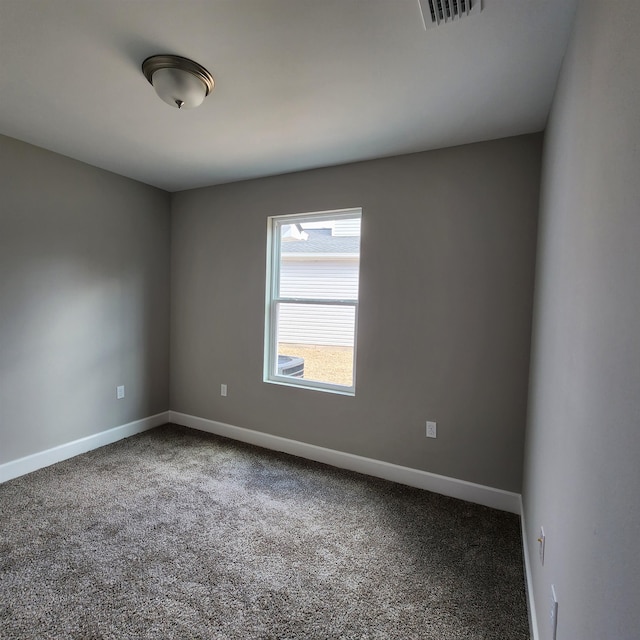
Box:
(276, 302, 355, 387)
(278, 217, 360, 300)
(266, 209, 361, 394)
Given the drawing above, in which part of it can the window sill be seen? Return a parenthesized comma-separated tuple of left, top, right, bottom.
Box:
(263, 376, 355, 396)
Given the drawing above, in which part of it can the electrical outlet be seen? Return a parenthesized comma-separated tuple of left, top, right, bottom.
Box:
(538, 526, 546, 565)
(550, 584, 558, 640)
(116, 385, 125, 400)
(426, 421, 437, 438)
(220, 384, 227, 397)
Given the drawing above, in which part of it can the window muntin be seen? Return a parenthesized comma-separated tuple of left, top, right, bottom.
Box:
(264, 209, 361, 394)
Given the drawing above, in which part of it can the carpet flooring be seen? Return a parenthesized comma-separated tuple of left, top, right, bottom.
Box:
(0, 424, 530, 639)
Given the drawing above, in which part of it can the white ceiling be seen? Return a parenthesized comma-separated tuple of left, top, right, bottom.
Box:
(0, 0, 577, 192)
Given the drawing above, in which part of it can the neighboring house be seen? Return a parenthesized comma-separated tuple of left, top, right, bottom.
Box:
(279, 219, 360, 347)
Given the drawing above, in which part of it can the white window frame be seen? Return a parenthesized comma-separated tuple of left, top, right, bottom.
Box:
(264, 208, 361, 395)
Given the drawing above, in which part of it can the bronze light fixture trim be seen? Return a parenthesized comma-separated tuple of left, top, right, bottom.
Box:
(142, 55, 215, 109)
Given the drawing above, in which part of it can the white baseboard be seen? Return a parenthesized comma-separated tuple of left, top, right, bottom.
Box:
(520, 499, 540, 640)
(0, 411, 170, 484)
(1, 408, 522, 514)
(169, 411, 521, 514)
(520, 498, 540, 640)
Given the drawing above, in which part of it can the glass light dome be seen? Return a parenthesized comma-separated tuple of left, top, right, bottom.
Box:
(142, 55, 214, 110)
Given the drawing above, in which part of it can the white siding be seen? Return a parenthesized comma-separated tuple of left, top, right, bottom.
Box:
(277, 304, 356, 346)
(278, 258, 358, 346)
(280, 258, 359, 299)
(331, 218, 361, 237)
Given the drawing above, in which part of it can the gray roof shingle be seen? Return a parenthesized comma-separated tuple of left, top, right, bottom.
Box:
(282, 228, 360, 255)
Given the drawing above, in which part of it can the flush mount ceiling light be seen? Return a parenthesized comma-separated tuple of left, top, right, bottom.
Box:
(142, 55, 214, 109)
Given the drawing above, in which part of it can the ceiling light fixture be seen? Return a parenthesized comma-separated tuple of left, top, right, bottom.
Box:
(142, 55, 214, 110)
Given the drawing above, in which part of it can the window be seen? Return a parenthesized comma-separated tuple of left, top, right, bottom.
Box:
(264, 208, 362, 395)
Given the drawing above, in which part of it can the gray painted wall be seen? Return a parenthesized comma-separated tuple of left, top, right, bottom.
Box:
(0, 135, 171, 464)
(171, 135, 541, 492)
(523, 1, 640, 638)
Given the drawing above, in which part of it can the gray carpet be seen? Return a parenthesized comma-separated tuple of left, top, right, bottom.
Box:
(0, 424, 530, 639)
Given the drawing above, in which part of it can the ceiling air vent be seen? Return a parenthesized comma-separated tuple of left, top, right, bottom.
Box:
(418, 0, 482, 29)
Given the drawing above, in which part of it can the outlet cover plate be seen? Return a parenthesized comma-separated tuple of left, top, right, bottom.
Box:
(426, 421, 437, 438)
(538, 526, 546, 565)
(550, 584, 558, 640)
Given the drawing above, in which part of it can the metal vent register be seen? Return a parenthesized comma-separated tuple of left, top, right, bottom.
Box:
(418, 0, 482, 29)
